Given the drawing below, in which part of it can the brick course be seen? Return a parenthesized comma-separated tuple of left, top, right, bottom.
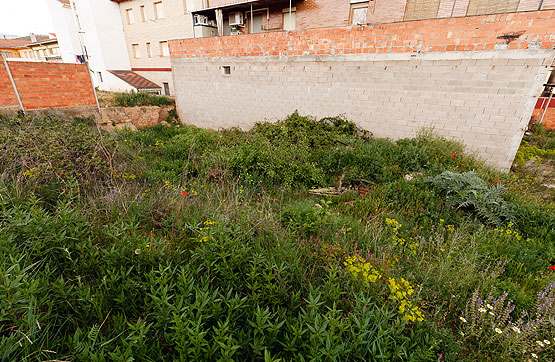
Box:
(170, 10, 555, 59)
(0, 61, 96, 110)
(0, 60, 20, 108)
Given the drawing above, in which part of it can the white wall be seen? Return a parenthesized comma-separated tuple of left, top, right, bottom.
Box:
(74, 0, 133, 91)
(46, 0, 81, 63)
(48, 0, 134, 91)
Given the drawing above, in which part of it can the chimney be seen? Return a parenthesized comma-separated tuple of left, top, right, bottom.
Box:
(30, 33, 37, 42)
(3, 35, 6, 40)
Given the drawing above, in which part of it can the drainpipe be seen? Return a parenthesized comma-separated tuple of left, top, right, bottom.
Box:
(84, 60, 102, 114)
(250, 3, 253, 34)
(289, 0, 292, 30)
(2, 54, 25, 113)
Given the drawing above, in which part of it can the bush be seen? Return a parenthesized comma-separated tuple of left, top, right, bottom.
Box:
(113, 92, 175, 107)
(2, 111, 553, 361)
(425, 171, 513, 226)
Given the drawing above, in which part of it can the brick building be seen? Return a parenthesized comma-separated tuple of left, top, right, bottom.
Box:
(191, 0, 555, 37)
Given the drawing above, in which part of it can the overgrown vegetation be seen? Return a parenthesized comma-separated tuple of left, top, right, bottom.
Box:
(112, 91, 175, 107)
(0, 111, 554, 361)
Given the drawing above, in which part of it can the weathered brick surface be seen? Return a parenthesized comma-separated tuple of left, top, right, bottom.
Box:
(0, 60, 20, 108)
(532, 98, 555, 130)
(170, 10, 555, 59)
(0, 61, 96, 110)
(295, 0, 351, 29)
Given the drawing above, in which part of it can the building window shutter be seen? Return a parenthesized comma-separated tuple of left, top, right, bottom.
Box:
(404, 0, 441, 21)
(282, 8, 296, 31)
(160, 41, 169, 57)
(154, 2, 164, 19)
(466, 0, 519, 16)
(126, 8, 134, 24)
(349, 2, 369, 25)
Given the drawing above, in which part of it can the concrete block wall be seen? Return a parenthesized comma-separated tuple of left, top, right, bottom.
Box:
(0, 60, 97, 110)
(170, 10, 555, 171)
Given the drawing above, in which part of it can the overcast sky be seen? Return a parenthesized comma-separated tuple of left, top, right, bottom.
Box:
(0, 0, 55, 36)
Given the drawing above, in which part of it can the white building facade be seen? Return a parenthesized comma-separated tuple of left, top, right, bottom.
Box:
(47, 0, 135, 91)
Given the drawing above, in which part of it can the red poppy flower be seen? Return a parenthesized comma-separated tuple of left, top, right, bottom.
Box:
(461, 164, 465, 167)
(397, 186, 401, 190)
(182, 192, 188, 196)
(494, 182, 498, 185)
(452, 155, 456, 158)
(550, 265, 555, 270)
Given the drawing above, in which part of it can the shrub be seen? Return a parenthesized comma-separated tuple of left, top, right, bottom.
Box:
(425, 171, 513, 226)
(113, 92, 175, 107)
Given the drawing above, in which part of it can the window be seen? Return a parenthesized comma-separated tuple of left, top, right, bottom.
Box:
(159, 41, 169, 57)
(349, 1, 368, 25)
(146, 42, 152, 57)
(163, 82, 170, 96)
(132, 43, 140, 58)
(126, 8, 134, 24)
(98, 71, 103, 83)
(154, 1, 164, 19)
(466, 0, 518, 16)
(48, 48, 54, 55)
(222, 65, 231, 75)
(140, 5, 146, 21)
(282, 7, 296, 31)
(404, 0, 440, 21)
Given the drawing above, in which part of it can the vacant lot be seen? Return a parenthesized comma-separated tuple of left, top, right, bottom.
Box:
(1, 111, 554, 361)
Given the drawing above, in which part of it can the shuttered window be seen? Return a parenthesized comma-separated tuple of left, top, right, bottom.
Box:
(466, 0, 519, 16)
(404, 0, 440, 21)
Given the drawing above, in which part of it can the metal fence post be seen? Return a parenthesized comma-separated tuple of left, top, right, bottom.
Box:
(2, 54, 25, 113)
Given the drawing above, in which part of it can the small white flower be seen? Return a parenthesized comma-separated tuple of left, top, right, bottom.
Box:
(134, 248, 141, 255)
(544, 339, 551, 345)
(486, 304, 493, 309)
(511, 326, 521, 334)
(495, 328, 502, 334)
(536, 341, 544, 347)
(479, 307, 486, 313)
(531, 353, 538, 359)
(489, 311, 495, 316)
(459, 316, 467, 323)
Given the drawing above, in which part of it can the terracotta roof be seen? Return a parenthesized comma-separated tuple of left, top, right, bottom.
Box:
(57, 0, 70, 4)
(0, 39, 29, 48)
(108, 70, 161, 90)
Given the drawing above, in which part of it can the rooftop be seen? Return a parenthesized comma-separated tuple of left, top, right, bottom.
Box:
(108, 70, 162, 90)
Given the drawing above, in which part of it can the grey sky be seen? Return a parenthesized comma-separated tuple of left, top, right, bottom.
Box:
(0, 0, 55, 36)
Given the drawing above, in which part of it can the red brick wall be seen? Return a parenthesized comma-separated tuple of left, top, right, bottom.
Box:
(295, 0, 350, 30)
(0, 59, 19, 108)
(532, 98, 555, 130)
(170, 9, 555, 58)
(208, 0, 555, 29)
(367, 0, 407, 24)
(0, 61, 96, 110)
